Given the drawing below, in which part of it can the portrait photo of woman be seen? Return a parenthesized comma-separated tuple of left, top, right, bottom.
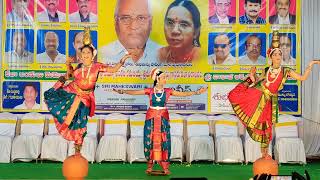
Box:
(157, 0, 201, 64)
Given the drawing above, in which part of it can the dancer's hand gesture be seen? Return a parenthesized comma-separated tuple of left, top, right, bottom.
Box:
(249, 66, 257, 83)
(197, 86, 208, 94)
(113, 88, 124, 94)
(120, 53, 132, 65)
(312, 59, 320, 65)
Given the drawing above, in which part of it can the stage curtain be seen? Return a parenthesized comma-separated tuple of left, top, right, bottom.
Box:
(301, 0, 320, 156)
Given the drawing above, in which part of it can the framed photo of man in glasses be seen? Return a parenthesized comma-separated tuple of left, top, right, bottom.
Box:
(208, 0, 236, 24)
(99, 0, 161, 70)
(208, 32, 236, 65)
(268, 33, 296, 66)
(238, 33, 266, 65)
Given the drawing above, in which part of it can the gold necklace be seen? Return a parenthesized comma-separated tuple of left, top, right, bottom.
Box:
(266, 66, 281, 87)
(81, 64, 92, 85)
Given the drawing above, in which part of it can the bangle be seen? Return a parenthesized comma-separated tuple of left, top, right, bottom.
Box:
(120, 59, 125, 65)
(58, 76, 66, 83)
(305, 66, 312, 73)
(245, 77, 253, 84)
(119, 89, 124, 94)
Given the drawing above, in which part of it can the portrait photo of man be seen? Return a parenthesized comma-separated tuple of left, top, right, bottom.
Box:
(5, 29, 34, 64)
(279, 33, 296, 65)
(239, 33, 266, 65)
(269, 0, 296, 24)
(14, 82, 40, 110)
(208, 0, 236, 24)
(37, 0, 66, 22)
(99, 0, 161, 67)
(6, 0, 34, 23)
(208, 33, 236, 65)
(37, 30, 66, 63)
(68, 30, 98, 63)
(239, 0, 266, 24)
(69, 0, 97, 23)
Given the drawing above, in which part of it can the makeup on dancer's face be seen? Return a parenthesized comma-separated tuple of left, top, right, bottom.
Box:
(271, 49, 282, 66)
(271, 50, 282, 58)
(158, 73, 166, 85)
(81, 47, 93, 65)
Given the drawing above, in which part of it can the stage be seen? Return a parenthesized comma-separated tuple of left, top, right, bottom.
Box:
(0, 161, 319, 179)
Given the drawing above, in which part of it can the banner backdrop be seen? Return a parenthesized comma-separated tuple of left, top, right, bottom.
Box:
(1, 0, 301, 114)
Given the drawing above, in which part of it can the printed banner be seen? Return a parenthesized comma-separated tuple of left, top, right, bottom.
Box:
(94, 83, 207, 112)
(1, 0, 301, 114)
(210, 83, 237, 113)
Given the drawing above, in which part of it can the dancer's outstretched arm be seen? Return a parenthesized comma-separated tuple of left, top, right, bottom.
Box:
(101, 54, 132, 73)
(106, 54, 131, 73)
(113, 89, 145, 95)
(289, 60, 320, 81)
(171, 86, 207, 97)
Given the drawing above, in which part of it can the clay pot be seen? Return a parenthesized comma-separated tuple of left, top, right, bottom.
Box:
(253, 157, 278, 176)
(62, 154, 88, 180)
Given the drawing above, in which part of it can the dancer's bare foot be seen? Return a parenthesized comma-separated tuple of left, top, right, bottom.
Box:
(263, 154, 272, 160)
(163, 169, 171, 175)
(145, 160, 153, 174)
(160, 161, 170, 175)
(145, 168, 152, 174)
(74, 144, 82, 155)
(261, 147, 270, 159)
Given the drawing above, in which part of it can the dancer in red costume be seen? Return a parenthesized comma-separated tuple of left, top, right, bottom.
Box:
(114, 68, 207, 175)
(228, 31, 320, 159)
(44, 28, 133, 153)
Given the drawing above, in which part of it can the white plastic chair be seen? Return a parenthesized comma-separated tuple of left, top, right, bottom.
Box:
(274, 114, 306, 164)
(68, 115, 99, 163)
(41, 115, 68, 162)
(96, 113, 128, 163)
(213, 114, 244, 163)
(11, 113, 45, 162)
(0, 112, 17, 163)
(186, 114, 214, 163)
(169, 113, 184, 162)
(127, 113, 147, 163)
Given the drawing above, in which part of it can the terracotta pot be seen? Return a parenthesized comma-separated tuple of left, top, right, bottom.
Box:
(62, 154, 88, 180)
(253, 157, 278, 176)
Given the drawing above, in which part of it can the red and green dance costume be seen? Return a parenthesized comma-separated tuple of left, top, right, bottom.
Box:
(144, 88, 172, 171)
(228, 67, 291, 148)
(44, 63, 110, 146)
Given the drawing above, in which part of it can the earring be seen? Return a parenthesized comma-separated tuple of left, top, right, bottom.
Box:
(193, 39, 199, 47)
